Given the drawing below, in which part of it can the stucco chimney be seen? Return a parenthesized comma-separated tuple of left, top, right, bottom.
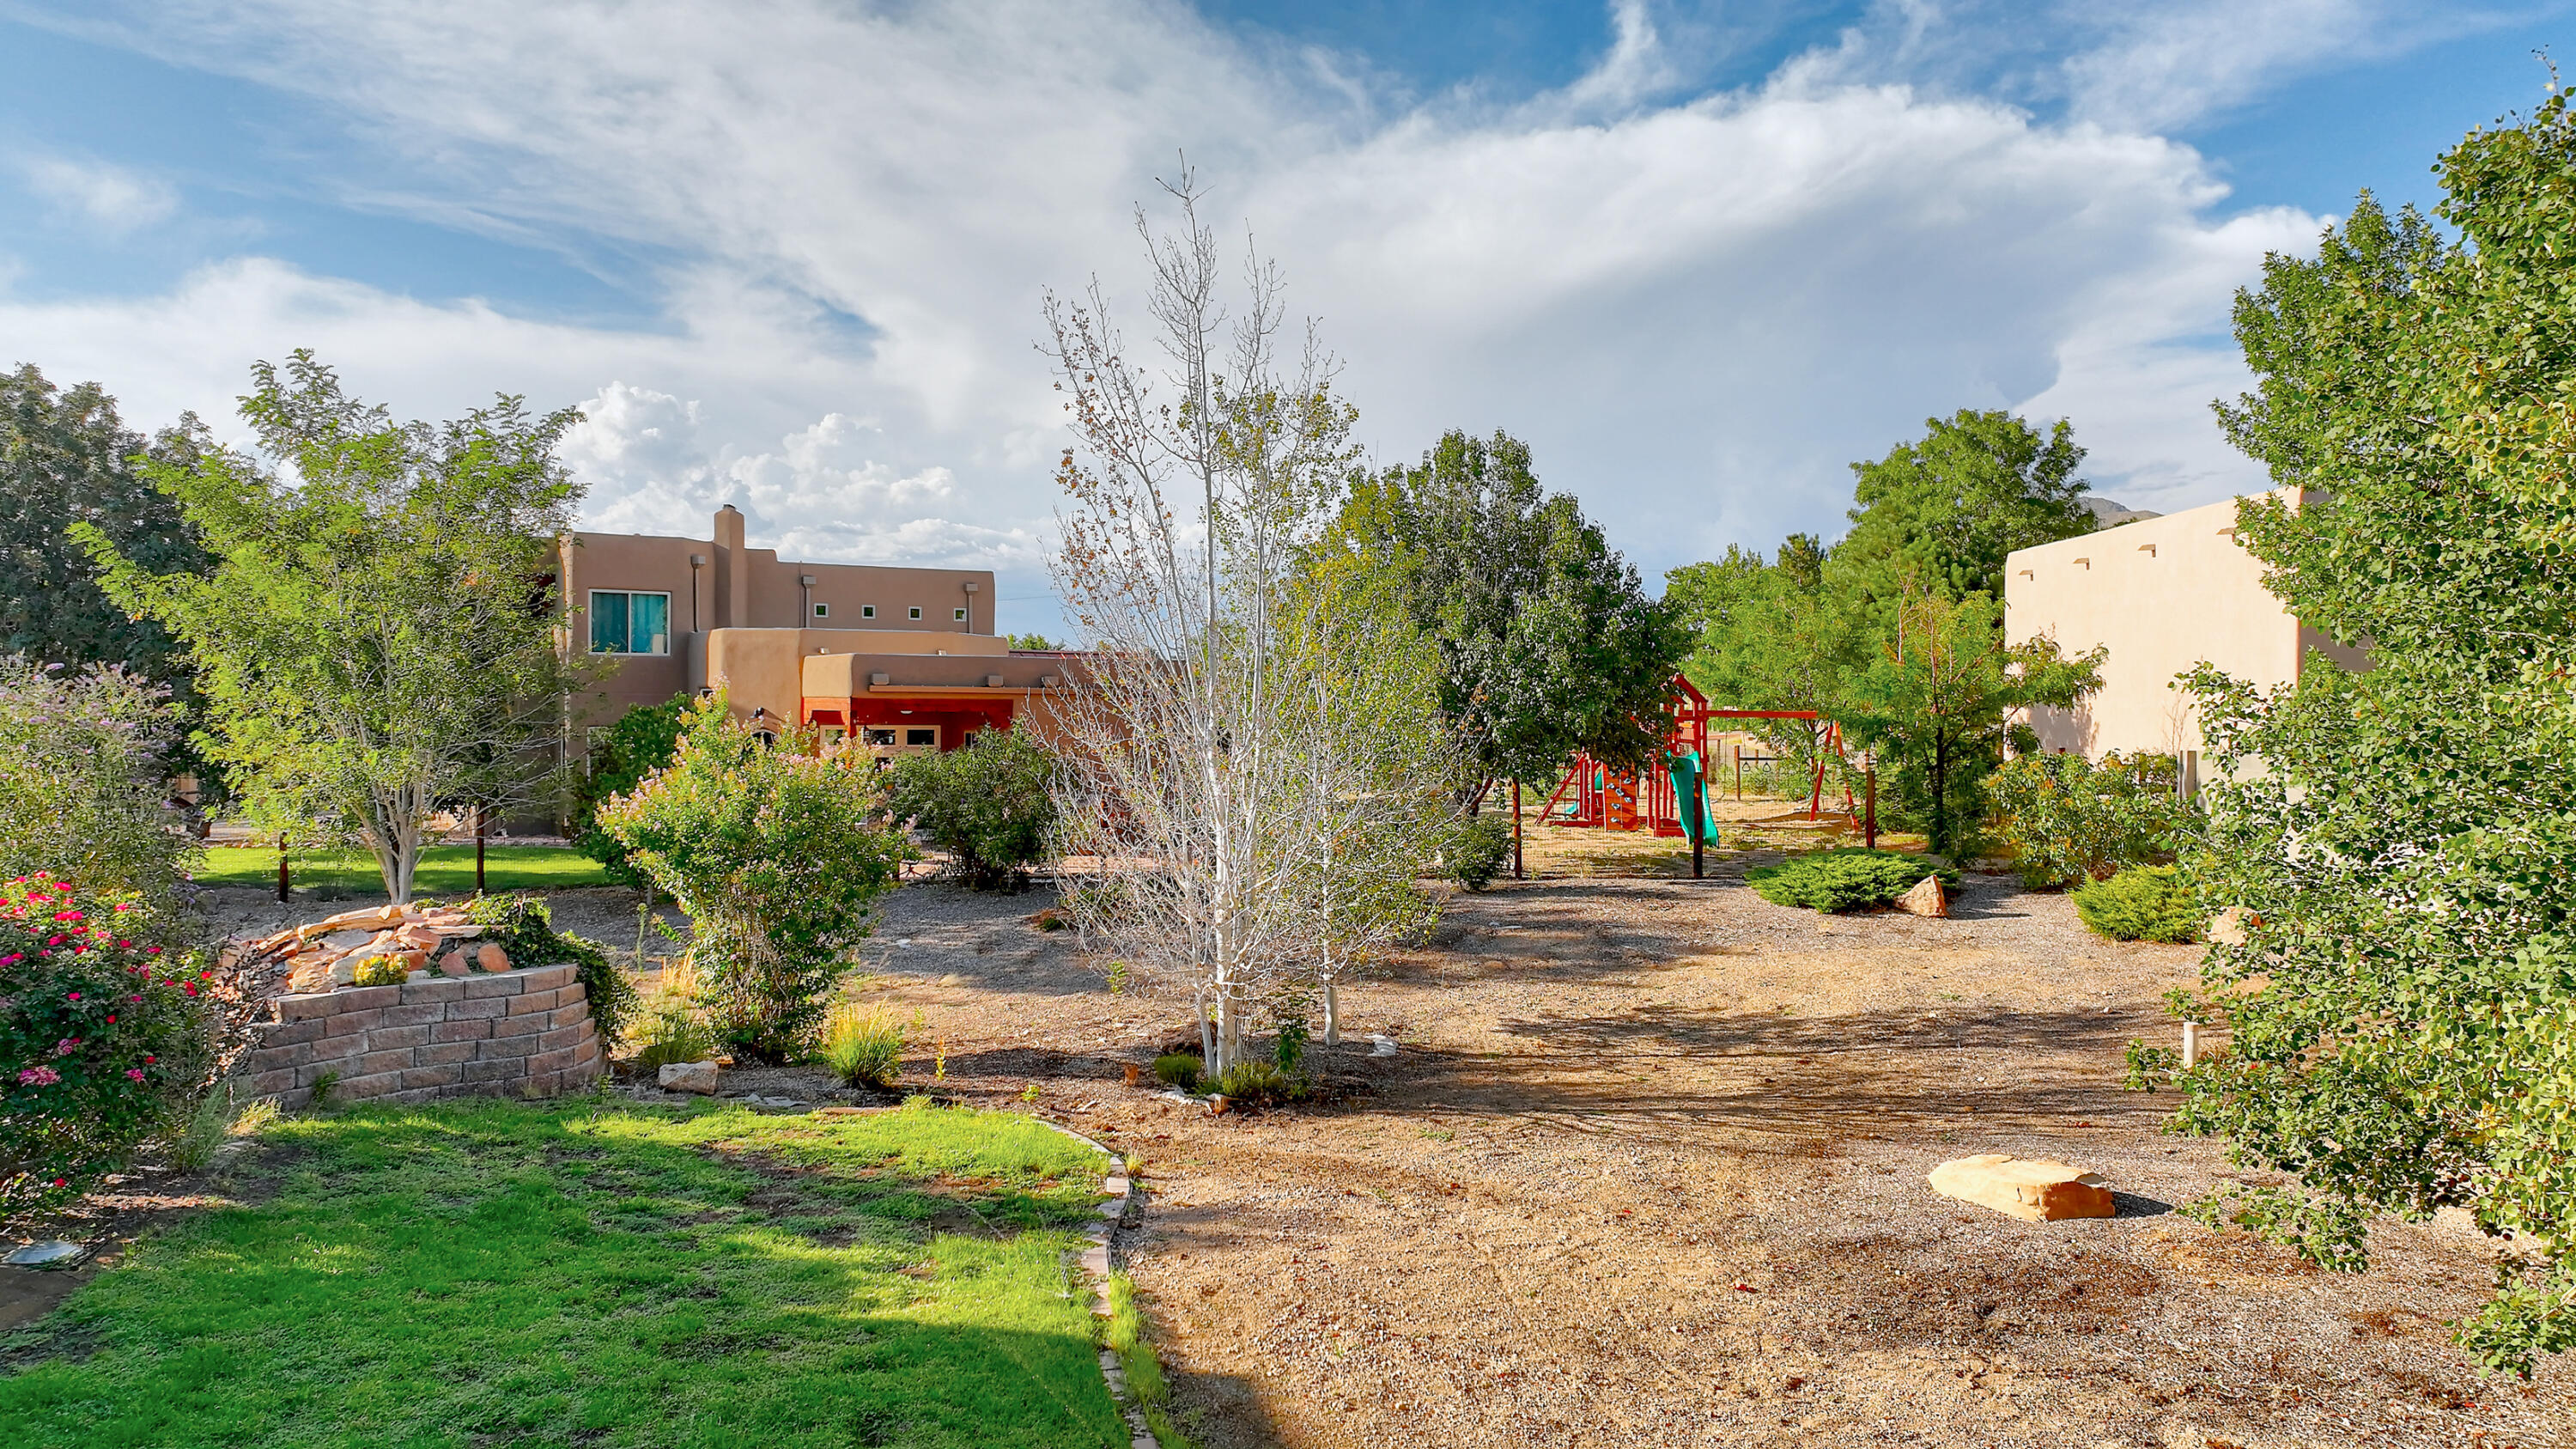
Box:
(712, 506, 748, 629)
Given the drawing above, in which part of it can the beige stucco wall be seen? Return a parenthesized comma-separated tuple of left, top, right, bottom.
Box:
(2003, 490, 2365, 759)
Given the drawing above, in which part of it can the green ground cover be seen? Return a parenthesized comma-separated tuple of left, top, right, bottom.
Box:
(0, 1098, 1127, 1448)
(191, 844, 613, 894)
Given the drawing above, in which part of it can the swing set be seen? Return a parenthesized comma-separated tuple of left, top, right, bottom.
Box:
(1538, 673, 1860, 837)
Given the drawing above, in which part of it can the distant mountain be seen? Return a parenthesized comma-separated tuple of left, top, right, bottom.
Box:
(2077, 496, 2161, 527)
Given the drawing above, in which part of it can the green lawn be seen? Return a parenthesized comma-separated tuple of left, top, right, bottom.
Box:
(0, 1099, 1128, 1449)
(191, 844, 614, 894)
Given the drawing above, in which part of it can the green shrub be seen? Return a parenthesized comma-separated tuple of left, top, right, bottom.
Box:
(462, 892, 635, 1046)
(0, 659, 197, 904)
(1747, 849, 1960, 913)
(593, 697, 912, 1062)
(885, 725, 1059, 888)
(2072, 864, 2202, 942)
(1208, 1060, 1303, 1105)
(818, 1004, 906, 1088)
(1443, 814, 1511, 892)
(1151, 1053, 1201, 1091)
(349, 955, 410, 987)
(1986, 750, 2197, 888)
(570, 700, 686, 886)
(1, 874, 210, 1209)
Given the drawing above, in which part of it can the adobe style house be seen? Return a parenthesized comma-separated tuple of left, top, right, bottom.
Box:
(2002, 490, 2369, 786)
(560, 505, 1072, 757)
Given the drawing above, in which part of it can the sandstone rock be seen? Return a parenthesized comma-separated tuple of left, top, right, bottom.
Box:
(317, 904, 401, 932)
(476, 943, 512, 972)
(289, 959, 336, 994)
(393, 925, 441, 952)
(393, 949, 429, 973)
(1928, 1154, 2114, 1222)
(436, 950, 471, 977)
(319, 928, 377, 953)
(659, 1060, 720, 1094)
(1894, 874, 1948, 918)
(328, 957, 361, 987)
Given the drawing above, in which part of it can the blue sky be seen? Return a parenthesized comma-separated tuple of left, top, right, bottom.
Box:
(1, 2, 2566, 636)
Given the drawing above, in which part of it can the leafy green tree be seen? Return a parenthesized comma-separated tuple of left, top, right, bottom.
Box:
(1334, 429, 1685, 804)
(1831, 409, 2094, 615)
(1006, 631, 1061, 650)
(0, 365, 209, 691)
(595, 696, 910, 1061)
(1666, 534, 1862, 782)
(2144, 95, 2576, 1374)
(80, 352, 593, 903)
(1842, 584, 2100, 856)
(886, 726, 1059, 888)
(571, 700, 686, 885)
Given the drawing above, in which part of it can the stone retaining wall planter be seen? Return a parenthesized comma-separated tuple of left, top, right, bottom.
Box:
(233, 963, 604, 1110)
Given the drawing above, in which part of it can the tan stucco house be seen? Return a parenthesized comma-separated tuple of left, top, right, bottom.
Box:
(561, 505, 1073, 758)
(2003, 490, 2368, 783)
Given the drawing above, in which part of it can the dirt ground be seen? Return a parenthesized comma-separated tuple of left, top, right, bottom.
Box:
(844, 861, 2574, 1449)
(50, 843, 2576, 1448)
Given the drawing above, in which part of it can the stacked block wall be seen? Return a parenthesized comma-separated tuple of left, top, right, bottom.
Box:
(236, 963, 604, 1110)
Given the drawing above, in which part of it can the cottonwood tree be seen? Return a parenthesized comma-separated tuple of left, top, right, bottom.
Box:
(82, 352, 593, 903)
(1045, 174, 1445, 1073)
(1830, 408, 2096, 618)
(2146, 93, 2576, 1374)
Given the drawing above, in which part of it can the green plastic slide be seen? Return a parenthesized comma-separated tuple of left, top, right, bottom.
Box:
(1665, 751, 1722, 848)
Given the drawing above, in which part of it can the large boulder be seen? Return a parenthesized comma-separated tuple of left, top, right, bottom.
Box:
(1894, 874, 1949, 918)
(1929, 1154, 2114, 1221)
(659, 1061, 721, 1095)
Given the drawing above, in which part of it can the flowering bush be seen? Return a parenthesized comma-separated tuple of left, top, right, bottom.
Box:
(1984, 751, 2198, 888)
(1, 874, 210, 1210)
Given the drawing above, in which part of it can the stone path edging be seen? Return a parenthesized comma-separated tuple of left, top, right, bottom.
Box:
(1028, 1116, 1156, 1449)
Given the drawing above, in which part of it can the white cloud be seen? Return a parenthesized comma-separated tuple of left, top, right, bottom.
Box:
(9, 0, 2400, 611)
(19, 154, 177, 234)
(2058, 0, 2505, 133)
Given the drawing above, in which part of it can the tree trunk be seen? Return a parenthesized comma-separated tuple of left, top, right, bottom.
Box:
(1322, 981, 1340, 1047)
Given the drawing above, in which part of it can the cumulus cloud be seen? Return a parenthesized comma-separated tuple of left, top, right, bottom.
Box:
(10, 0, 2444, 609)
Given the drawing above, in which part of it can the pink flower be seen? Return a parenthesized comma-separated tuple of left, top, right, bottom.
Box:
(52, 1038, 76, 1056)
(125, 1068, 145, 1081)
(17, 1066, 60, 1087)
(147, 946, 162, 955)
(65, 991, 78, 1002)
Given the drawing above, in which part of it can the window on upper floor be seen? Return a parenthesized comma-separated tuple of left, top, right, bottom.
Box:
(813, 602, 830, 618)
(953, 607, 967, 622)
(861, 605, 877, 619)
(908, 606, 923, 620)
(589, 590, 671, 655)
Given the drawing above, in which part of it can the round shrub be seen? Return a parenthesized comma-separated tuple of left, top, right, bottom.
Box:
(1747, 849, 1961, 914)
(1151, 1053, 1201, 1091)
(2072, 864, 2202, 942)
(1, 874, 210, 1209)
(885, 725, 1059, 889)
(1443, 815, 1512, 892)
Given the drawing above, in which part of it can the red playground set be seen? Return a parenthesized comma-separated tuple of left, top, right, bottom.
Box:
(1539, 674, 1858, 837)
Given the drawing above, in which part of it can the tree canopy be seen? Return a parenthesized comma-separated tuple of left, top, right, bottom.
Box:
(1335, 429, 1685, 796)
(81, 351, 592, 903)
(1831, 407, 2094, 611)
(0, 364, 208, 697)
(2157, 95, 2576, 1374)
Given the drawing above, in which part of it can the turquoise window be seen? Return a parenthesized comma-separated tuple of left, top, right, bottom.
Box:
(589, 590, 671, 654)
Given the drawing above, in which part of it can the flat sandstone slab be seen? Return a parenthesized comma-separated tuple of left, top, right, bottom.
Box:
(1928, 1154, 2115, 1222)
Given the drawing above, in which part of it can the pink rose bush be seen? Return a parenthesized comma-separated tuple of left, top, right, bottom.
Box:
(2, 874, 208, 1209)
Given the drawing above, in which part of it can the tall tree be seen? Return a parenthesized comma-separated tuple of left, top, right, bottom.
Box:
(1667, 535, 1862, 778)
(2150, 94, 2576, 1375)
(1832, 408, 2094, 614)
(1841, 584, 2099, 856)
(1335, 429, 1685, 804)
(0, 364, 208, 691)
(81, 352, 592, 903)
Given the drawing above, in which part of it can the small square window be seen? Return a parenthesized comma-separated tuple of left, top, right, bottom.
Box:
(953, 607, 967, 621)
(860, 605, 876, 618)
(908, 606, 922, 620)
(812, 602, 829, 618)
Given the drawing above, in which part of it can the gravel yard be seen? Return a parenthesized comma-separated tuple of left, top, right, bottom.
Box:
(170, 856, 2576, 1447)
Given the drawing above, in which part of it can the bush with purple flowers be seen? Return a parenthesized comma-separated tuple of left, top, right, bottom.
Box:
(1, 874, 210, 1210)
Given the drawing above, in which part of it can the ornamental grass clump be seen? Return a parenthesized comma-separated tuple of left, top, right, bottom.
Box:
(818, 1004, 906, 1088)
(1, 874, 210, 1209)
(2073, 864, 2202, 943)
(1151, 1053, 1201, 1091)
(1747, 849, 1960, 913)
